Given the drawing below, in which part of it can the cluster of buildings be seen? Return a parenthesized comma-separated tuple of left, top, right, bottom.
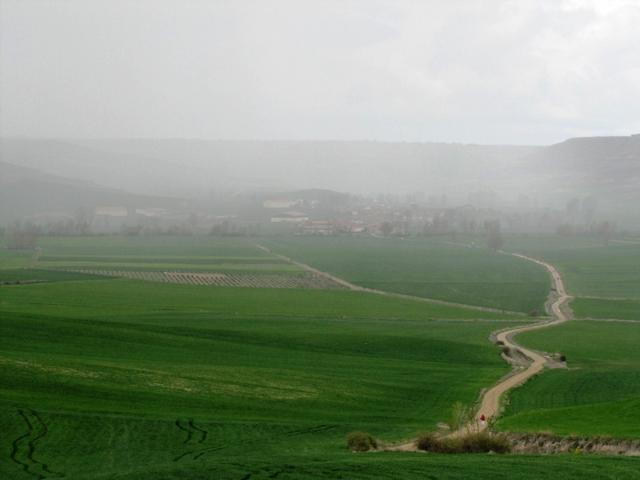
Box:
(20, 188, 610, 238)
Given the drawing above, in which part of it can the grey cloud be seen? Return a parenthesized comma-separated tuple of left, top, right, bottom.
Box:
(1, 0, 639, 143)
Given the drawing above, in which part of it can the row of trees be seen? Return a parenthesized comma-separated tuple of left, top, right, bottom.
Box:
(4, 222, 39, 250)
(556, 220, 616, 243)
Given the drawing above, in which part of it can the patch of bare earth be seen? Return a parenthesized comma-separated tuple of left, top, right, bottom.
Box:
(508, 433, 640, 456)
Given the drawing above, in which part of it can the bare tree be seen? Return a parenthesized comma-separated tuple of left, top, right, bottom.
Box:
(593, 220, 615, 245)
(6, 221, 39, 250)
(380, 221, 393, 237)
(449, 401, 476, 433)
(485, 220, 504, 251)
(582, 196, 598, 225)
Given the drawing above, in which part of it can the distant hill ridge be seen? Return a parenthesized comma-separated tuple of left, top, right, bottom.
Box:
(0, 159, 183, 222)
(517, 134, 640, 197)
(1, 134, 638, 225)
(0, 138, 540, 196)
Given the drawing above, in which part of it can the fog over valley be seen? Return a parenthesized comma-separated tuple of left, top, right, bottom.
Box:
(1, 135, 639, 233)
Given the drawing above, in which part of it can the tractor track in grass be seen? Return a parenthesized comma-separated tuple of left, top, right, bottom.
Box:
(388, 253, 572, 451)
(173, 419, 211, 461)
(10, 409, 64, 479)
(283, 424, 336, 437)
(175, 419, 208, 445)
(255, 244, 525, 316)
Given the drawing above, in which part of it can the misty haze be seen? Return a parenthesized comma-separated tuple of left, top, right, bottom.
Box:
(1, 1, 639, 479)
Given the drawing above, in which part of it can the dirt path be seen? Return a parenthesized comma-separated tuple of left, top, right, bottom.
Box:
(471, 253, 572, 430)
(257, 243, 572, 448)
(386, 253, 572, 451)
(255, 244, 525, 316)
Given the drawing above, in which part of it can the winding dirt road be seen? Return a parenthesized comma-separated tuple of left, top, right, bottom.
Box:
(387, 253, 572, 450)
(473, 253, 572, 430)
(258, 242, 572, 443)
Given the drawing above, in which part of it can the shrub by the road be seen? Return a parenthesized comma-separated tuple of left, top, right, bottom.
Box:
(416, 432, 511, 454)
(346, 431, 377, 452)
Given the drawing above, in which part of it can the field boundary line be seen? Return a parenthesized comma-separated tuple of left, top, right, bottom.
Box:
(575, 317, 640, 323)
(255, 243, 526, 316)
(579, 295, 639, 301)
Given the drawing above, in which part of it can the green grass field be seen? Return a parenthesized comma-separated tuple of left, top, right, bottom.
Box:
(264, 236, 549, 313)
(0, 268, 106, 284)
(36, 235, 269, 257)
(0, 247, 33, 269)
(30, 236, 301, 274)
(503, 235, 640, 320)
(497, 320, 640, 437)
(489, 235, 640, 436)
(3, 234, 640, 478)
(571, 297, 640, 320)
(1, 274, 529, 479)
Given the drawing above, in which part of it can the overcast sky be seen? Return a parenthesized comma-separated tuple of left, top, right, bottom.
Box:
(1, 0, 639, 144)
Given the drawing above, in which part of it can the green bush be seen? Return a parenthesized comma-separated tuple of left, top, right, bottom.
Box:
(346, 431, 377, 452)
(416, 432, 440, 451)
(459, 432, 511, 453)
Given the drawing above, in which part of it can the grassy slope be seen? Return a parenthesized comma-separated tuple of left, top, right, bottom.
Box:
(3, 282, 635, 479)
(0, 268, 107, 283)
(571, 297, 640, 320)
(2, 235, 638, 478)
(265, 236, 549, 313)
(0, 236, 303, 283)
(32, 236, 302, 274)
(497, 320, 640, 437)
(494, 236, 640, 436)
(1, 277, 533, 479)
(0, 247, 32, 269)
(36, 235, 269, 257)
(0, 279, 521, 320)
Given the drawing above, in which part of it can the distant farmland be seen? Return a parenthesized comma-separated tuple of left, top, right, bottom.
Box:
(264, 236, 549, 313)
(1, 251, 526, 478)
(504, 236, 640, 319)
